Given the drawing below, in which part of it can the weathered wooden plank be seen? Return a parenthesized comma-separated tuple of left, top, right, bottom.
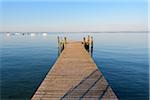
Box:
(32, 41, 117, 100)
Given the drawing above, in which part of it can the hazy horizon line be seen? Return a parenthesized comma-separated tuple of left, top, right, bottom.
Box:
(1, 30, 149, 33)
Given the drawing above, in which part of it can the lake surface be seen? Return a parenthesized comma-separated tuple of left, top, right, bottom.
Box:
(1, 32, 149, 100)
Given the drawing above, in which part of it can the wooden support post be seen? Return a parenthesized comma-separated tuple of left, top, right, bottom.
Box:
(83, 37, 86, 45)
(83, 36, 89, 52)
(57, 36, 60, 47)
(91, 36, 93, 56)
(60, 41, 64, 52)
(91, 36, 93, 49)
(57, 36, 61, 56)
(88, 35, 90, 44)
(64, 37, 67, 44)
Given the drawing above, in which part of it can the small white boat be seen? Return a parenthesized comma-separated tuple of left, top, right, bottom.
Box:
(31, 33, 35, 36)
(15, 32, 20, 35)
(43, 33, 48, 36)
(6, 33, 10, 37)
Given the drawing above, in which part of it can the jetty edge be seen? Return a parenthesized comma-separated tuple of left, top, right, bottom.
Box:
(32, 36, 118, 100)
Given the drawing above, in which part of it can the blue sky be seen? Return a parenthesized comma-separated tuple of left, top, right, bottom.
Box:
(0, 0, 148, 32)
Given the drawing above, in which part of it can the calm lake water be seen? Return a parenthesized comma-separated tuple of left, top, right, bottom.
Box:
(1, 32, 149, 100)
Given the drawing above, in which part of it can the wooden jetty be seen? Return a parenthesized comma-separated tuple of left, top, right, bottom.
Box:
(32, 36, 117, 100)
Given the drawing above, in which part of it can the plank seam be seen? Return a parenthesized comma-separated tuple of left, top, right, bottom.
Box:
(99, 85, 110, 99)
